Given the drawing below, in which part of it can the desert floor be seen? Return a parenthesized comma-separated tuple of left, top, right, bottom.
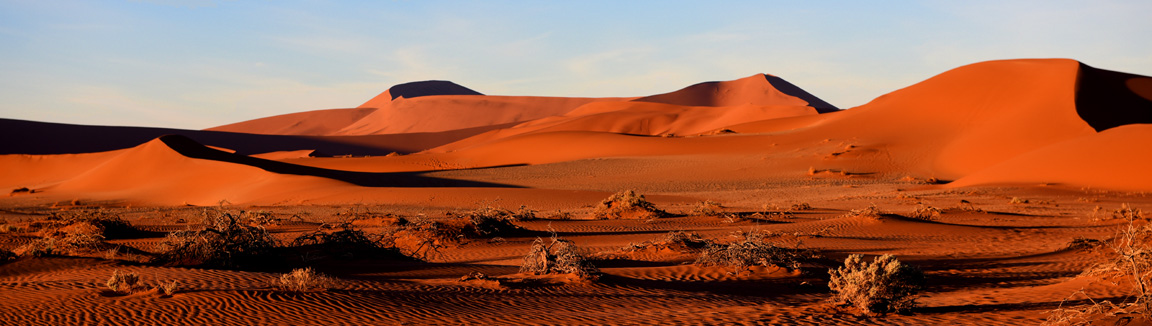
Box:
(2, 179, 1146, 325)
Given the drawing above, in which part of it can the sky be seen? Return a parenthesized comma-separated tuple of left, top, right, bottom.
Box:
(1, 0, 1150, 129)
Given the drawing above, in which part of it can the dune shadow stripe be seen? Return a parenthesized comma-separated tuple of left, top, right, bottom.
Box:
(158, 135, 521, 188)
(1075, 62, 1152, 132)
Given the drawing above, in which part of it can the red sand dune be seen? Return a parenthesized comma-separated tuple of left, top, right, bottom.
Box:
(0, 118, 507, 156)
(206, 107, 378, 136)
(950, 123, 1152, 191)
(339, 95, 627, 135)
(634, 74, 839, 113)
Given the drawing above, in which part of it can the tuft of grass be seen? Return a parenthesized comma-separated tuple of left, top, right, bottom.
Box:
(106, 270, 143, 294)
(592, 190, 666, 219)
(694, 230, 817, 274)
(520, 236, 600, 280)
(828, 254, 924, 315)
(277, 267, 335, 292)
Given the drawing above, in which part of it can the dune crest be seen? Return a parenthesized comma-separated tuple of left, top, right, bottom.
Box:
(633, 74, 839, 112)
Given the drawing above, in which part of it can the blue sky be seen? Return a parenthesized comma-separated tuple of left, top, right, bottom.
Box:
(1, 0, 1150, 129)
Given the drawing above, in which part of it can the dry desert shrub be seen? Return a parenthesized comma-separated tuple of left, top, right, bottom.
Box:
(592, 190, 666, 219)
(291, 222, 405, 261)
(908, 205, 942, 221)
(106, 270, 143, 294)
(277, 267, 335, 292)
(691, 201, 725, 216)
(14, 227, 109, 257)
(603, 230, 712, 259)
(828, 254, 924, 315)
(694, 230, 818, 274)
(1010, 197, 1030, 204)
(845, 205, 884, 219)
(153, 209, 279, 267)
(520, 236, 600, 280)
(157, 280, 178, 297)
(789, 203, 813, 211)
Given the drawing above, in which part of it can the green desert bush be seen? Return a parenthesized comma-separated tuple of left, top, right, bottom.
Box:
(520, 236, 600, 280)
(106, 270, 143, 294)
(592, 190, 666, 219)
(277, 267, 335, 292)
(828, 254, 925, 314)
(694, 230, 817, 273)
(153, 209, 278, 267)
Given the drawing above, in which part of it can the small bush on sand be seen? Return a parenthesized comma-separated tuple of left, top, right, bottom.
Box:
(695, 230, 818, 274)
(106, 270, 143, 294)
(291, 222, 403, 261)
(592, 190, 666, 219)
(277, 267, 335, 292)
(691, 201, 725, 216)
(908, 206, 942, 221)
(828, 254, 924, 315)
(789, 203, 813, 211)
(520, 236, 600, 280)
(14, 231, 109, 257)
(157, 280, 178, 297)
(153, 209, 278, 267)
(463, 206, 528, 236)
(845, 205, 883, 219)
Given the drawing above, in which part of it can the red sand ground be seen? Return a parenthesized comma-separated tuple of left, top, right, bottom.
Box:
(3, 59, 1152, 325)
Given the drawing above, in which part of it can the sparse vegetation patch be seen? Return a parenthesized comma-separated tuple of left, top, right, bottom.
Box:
(592, 190, 666, 219)
(828, 254, 924, 315)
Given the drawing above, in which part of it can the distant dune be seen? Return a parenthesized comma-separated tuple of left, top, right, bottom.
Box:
(4, 60, 1152, 206)
(633, 74, 839, 113)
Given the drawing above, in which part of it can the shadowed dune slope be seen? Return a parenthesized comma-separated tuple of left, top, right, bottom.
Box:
(27, 135, 519, 204)
(0, 118, 506, 156)
(633, 74, 839, 113)
(1075, 63, 1152, 131)
(358, 80, 484, 108)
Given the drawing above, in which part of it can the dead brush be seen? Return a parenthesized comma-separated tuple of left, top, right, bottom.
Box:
(845, 205, 884, 219)
(157, 280, 178, 297)
(605, 230, 712, 258)
(691, 201, 725, 217)
(106, 270, 144, 294)
(276, 267, 335, 292)
(694, 229, 818, 274)
(520, 235, 600, 280)
(152, 208, 279, 267)
(828, 254, 924, 315)
(591, 190, 666, 219)
(1049, 208, 1152, 323)
(908, 205, 942, 221)
(291, 222, 404, 261)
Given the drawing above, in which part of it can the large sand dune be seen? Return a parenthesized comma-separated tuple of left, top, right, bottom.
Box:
(3, 59, 1152, 325)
